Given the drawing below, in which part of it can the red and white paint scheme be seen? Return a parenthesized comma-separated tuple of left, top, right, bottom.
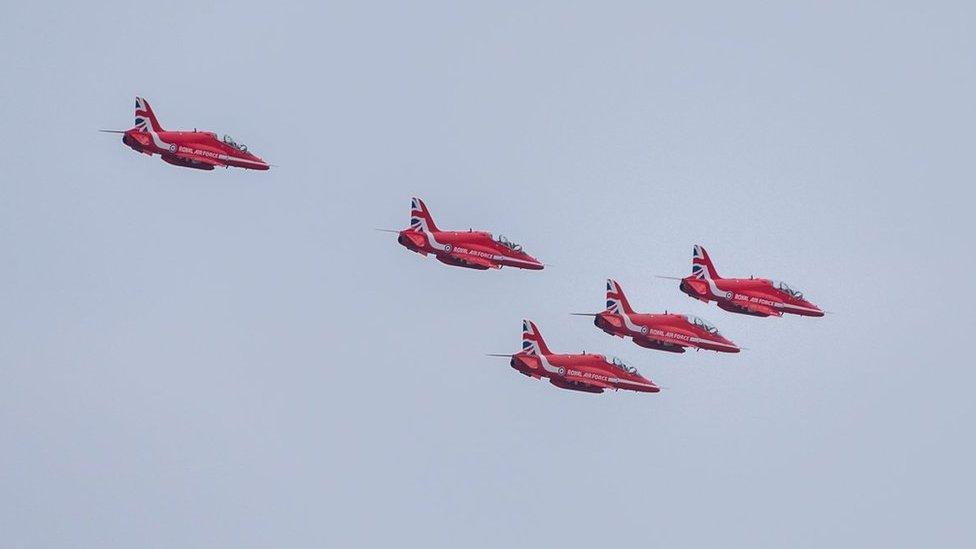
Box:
(102, 97, 270, 171)
(395, 198, 544, 270)
(676, 245, 824, 317)
(578, 279, 740, 353)
(491, 320, 660, 394)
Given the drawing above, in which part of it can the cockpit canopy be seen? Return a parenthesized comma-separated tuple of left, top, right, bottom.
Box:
(222, 134, 247, 152)
(771, 280, 803, 299)
(685, 315, 720, 334)
(495, 234, 522, 252)
(610, 356, 638, 375)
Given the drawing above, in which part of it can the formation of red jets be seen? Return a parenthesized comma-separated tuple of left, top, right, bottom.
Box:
(385, 197, 824, 395)
(103, 97, 824, 396)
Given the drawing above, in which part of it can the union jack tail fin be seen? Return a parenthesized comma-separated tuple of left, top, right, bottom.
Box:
(132, 97, 164, 133)
(692, 244, 721, 280)
(605, 278, 635, 314)
(521, 319, 552, 356)
(408, 197, 440, 233)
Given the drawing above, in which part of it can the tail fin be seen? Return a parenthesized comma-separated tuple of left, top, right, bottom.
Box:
(408, 197, 440, 233)
(605, 278, 635, 314)
(132, 97, 164, 133)
(692, 244, 721, 280)
(521, 319, 552, 356)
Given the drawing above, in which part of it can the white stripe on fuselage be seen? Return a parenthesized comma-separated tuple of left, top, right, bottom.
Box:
(607, 377, 657, 389)
(775, 302, 822, 314)
(415, 227, 538, 266)
(523, 344, 562, 375)
(621, 319, 736, 351)
(688, 336, 737, 350)
(615, 311, 644, 334)
(611, 310, 667, 341)
(702, 276, 818, 315)
(540, 351, 655, 389)
(537, 353, 562, 374)
(143, 125, 172, 152)
(704, 277, 728, 299)
(492, 254, 540, 267)
(141, 127, 266, 167)
(216, 154, 267, 167)
(409, 219, 450, 252)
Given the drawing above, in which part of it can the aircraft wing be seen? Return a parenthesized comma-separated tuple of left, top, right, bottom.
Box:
(173, 152, 225, 167)
(564, 373, 616, 391)
(729, 299, 782, 317)
(448, 250, 501, 269)
(639, 334, 692, 349)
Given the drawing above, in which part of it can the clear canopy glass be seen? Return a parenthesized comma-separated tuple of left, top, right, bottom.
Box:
(610, 356, 638, 374)
(495, 234, 522, 252)
(685, 314, 720, 334)
(771, 280, 803, 299)
(222, 134, 247, 152)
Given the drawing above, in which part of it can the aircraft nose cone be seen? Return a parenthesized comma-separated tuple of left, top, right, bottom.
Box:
(804, 301, 826, 317)
(525, 256, 545, 270)
(242, 149, 271, 170)
(723, 337, 741, 352)
(642, 378, 661, 393)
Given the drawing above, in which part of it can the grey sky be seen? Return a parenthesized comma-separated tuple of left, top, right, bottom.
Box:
(2, 1, 974, 547)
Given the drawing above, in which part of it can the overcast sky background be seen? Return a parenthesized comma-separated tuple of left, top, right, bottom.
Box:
(2, 1, 974, 547)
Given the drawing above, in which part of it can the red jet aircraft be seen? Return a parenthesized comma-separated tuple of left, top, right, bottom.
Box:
(490, 320, 660, 394)
(101, 97, 270, 171)
(671, 245, 824, 317)
(575, 279, 740, 353)
(391, 198, 544, 270)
